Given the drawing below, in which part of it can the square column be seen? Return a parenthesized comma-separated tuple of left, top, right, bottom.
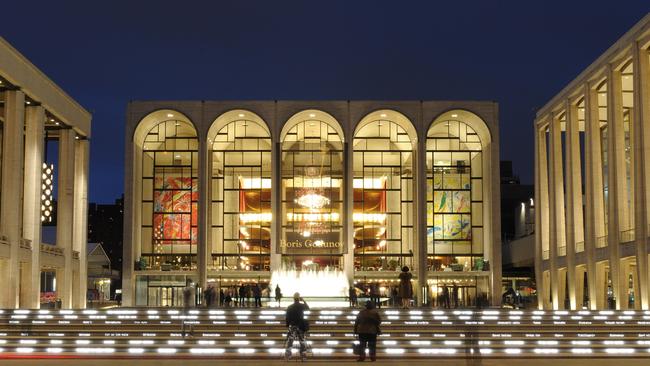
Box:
(534, 124, 544, 309)
(548, 112, 566, 309)
(270, 142, 281, 272)
(0, 90, 25, 309)
(72, 139, 89, 308)
(633, 42, 650, 309)
(56, 128, 76, 309)
(197, 134, 209, 288)
(23, 105, 45, 309)
(564, 100, 583, 309)
(415, 139, 428, 305)
(536, 125, 551, 308)
(343, 141, 354, 283)
(584, 83, 603, 309)
(606, 66, 625, 309)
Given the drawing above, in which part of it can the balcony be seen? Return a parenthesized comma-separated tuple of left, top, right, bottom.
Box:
(575, 241, 584, 253)
(19, 238, 32, 250)
(619, 229, 635, 243)
(40, 244, 64, 256)
(542, 250, 549, 260)
(558, 245, 566, 256)
(595, 235, 607, 248)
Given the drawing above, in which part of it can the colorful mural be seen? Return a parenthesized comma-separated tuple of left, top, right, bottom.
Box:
(153, 176, 198, 245)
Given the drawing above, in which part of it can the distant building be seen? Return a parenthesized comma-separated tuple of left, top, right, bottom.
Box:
(0, 37, 91, 309)
(87, 243, 120, 303)
(500, 161, 535, 307)
(87, 196, 124, 296)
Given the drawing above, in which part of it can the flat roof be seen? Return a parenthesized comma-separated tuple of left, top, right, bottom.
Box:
(0, 37, 91, 136)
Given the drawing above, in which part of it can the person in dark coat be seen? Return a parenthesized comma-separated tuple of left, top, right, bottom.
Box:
(398, 266, 413, 308)
(354, 300, 382, 361)
(349, 286, 358, 307)
(275, 285, 283, 307)
(284, 292, 310, 361)
(219, 289, 225, 307)
(253, 283, 262, 307)
(238, 285, 246, 307)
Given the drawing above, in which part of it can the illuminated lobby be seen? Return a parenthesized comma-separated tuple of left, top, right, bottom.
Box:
(122, 101, 501, 307)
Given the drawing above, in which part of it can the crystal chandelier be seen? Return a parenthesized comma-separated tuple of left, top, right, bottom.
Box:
(295, 192, 330, 209)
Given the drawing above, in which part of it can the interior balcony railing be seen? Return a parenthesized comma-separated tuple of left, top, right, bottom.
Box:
(595, 235, 607, 248)
(575, 241, 584, 253)
(619, 229, 635, 244)
(557, 245, 566, 257)
(542, 250, 549, 260)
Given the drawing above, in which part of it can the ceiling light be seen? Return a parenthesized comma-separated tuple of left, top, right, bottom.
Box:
(309, 113, 316, 118)
(238, 113, 245, 117)
(380, 113, 387, 118)
(49, 118, 55, 122)
(451, 114, 458, 118)
(55, 122, 60, 126)
(296, 193, 330, 209)
(167, 113, 174, 118)
(26, 101, 31, 105)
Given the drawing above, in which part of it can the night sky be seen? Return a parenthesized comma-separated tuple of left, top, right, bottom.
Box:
(3, 1, 650, 203)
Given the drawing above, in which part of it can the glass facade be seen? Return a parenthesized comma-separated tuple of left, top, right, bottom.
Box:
(210, 118, 272, 271)
(353, 119, 414, 271)
(281, 118, 344, 269)
(426, 120, 484, 271)
(140, 120, 199, 270)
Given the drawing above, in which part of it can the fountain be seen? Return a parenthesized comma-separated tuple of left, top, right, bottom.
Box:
(270, 267, 350, 307)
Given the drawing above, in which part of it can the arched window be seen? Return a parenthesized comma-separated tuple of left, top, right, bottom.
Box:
(280, 110, 344, 269)
(426, 112, 487, 272)
(209, 111, 272, 271)
(353, 110, 415, 271)
(138, 116, 198, 270)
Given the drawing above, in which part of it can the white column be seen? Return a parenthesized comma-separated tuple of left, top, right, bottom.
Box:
(270, 142, 281, 272)
(343, 141, 354, 283)
(56, 128, 76, 309)
(0, 90, 25, 309)
(534, 123, 544, 309)
(584, 83, 603, 309)
(633, 42, 650, 309)
(198, 135, 209, 288)
(548, 113, 565, 309)
(565, 100, 583, 309)
(72, 139, 89, 308)
(537, 125, 551, 308)
(607, 66, 624, 309)
(415, 138, 428, 305)
(23, 105, 45, 309)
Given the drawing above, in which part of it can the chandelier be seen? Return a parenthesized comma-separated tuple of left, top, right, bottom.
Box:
(295, 192, 330, 209)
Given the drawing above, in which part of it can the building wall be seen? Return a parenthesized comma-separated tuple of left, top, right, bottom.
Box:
(535, 13, 650, 310)
(0, 37, 91, 309)
(123, 100, 501, 307)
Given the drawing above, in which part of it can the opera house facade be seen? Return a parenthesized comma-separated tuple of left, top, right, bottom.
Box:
(122, 101, 501, 307)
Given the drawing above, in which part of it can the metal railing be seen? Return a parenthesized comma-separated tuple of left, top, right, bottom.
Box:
(542, 250, 550, 260)
(595, 235, 607, 248)
(575, 241, 585, 253)
(558, 245, 566, 256)
(619, 229, 635, 243)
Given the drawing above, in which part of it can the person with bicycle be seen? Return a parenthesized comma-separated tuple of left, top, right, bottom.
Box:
(284, 292, 309, 361)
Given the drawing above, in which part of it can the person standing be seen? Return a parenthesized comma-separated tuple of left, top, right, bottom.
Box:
(284, 292, 310, 361)
(183, 280, 194, 309)
(398, 266, 413, 308)
(275, 284, 283, 307)
(253, 283, 262, 308)
(238, 285, 246, 307)
(354, 300, 382, 362)
(349, 286, 358, 308)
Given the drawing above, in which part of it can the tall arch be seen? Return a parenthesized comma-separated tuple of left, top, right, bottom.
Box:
(352, 110, 416, 271)
(207, 110, 272, 272)
(133, 109, 199, 280)
(280, 110, 345, 269)
(426, 109, 492, 306)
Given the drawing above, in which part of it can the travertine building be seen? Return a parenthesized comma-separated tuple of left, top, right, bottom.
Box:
(0, 37, 91, 309)
(535, 14, 650, 310)
(122, 100, 501, 307)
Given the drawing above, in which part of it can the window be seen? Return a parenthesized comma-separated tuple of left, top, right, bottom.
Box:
(140, 120, 198, 270)
(210, 117, 271, 271)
